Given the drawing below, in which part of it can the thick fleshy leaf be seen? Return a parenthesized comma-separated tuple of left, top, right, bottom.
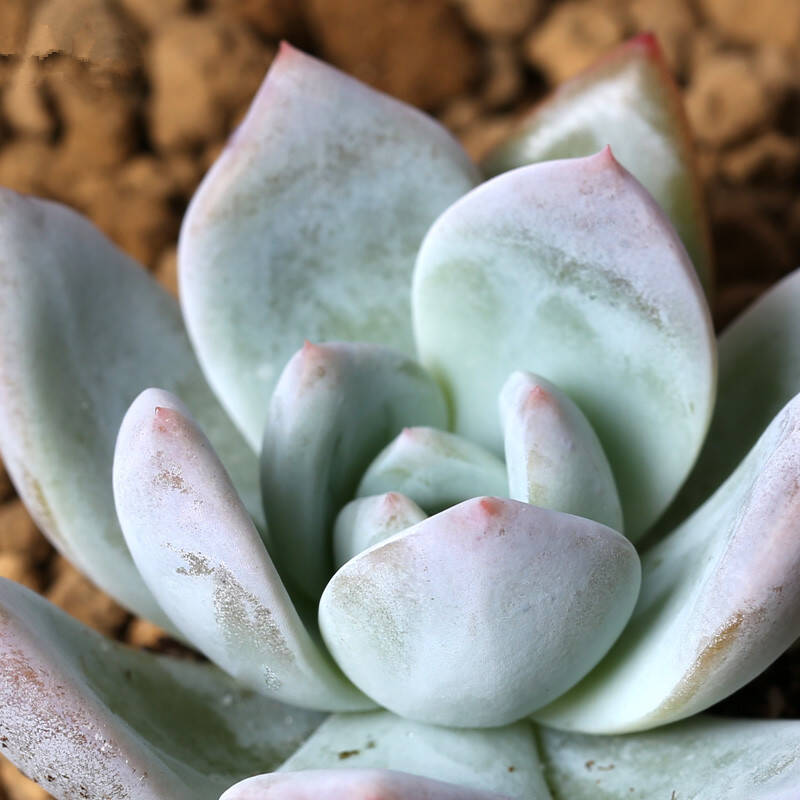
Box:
(221, 770, 509, 800)
(277, 711, 551, 799)
(114, 388, 370, 712)
(261, 342, 448, 601)
(179, 43, 479, 448)
(413, 150, 716, 539)
(534, 393, 800, 733)
(483, 34, 713, 294)
(500, 372, 622, 531)
(356, 426, 508, 514)
(0, 190, 261, 627)
(539, 716, 800, 799)
(0, 577, 325, 800)
(658, 268, 800, 533)
(319, 497, 640, 728)
(333, 493, 427, 568)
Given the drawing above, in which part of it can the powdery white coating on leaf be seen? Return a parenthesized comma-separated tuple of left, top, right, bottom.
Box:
(483, 33, 713, 295)
(500, 371, 623, 531)
(278, 710, 552, 799)
(220, 769, 512, 800)
(0, 188, 262, 627)
(319, 497, 640, 728)
(539, 716, 800, 799)
(0, 578, 325, 800)
(179, 43, 479, 448)
(356, 426, 509, 514)
(114, 388, 370, 712)
(658, 267, 800, 533)
(413, 149, 716, 539)
(261, 341, 448, 602)
(333, 493, 427, 568)
(534, 392, 800, 733)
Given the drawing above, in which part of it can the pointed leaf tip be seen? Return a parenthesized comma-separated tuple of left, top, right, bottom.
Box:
(179, 45, 478, 447)
(0, 191, 261, 626)
(500, 372, 623, 531)
(262, 342, 447, 601)
(115, 387, 369, 712)
(627, 31, 661, 57)
(414, 153, 715, 538)
(482, 34, 713, 296)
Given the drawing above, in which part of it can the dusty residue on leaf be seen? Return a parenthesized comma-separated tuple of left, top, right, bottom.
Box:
(167, 546, 294, 688)
(0, 648, 133, 800)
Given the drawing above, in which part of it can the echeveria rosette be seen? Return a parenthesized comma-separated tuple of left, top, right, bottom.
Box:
(0, 35, 799, 800)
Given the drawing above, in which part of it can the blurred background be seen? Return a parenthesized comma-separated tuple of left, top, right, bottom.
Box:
(0, 0, 798, 796)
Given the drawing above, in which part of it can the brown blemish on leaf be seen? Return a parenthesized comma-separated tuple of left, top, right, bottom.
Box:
(152, 468, 189, 493)
(21, 469, 64, 549)
(656, 611, 751, 715)
(150, 447, 191, 495)
(338, 749, 360, 759)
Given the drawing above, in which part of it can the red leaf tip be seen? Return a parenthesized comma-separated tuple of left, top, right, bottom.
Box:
(478, 497, 503, 518)
(153, 405, 182, 433)
(277, 40, 302, 61)
(627, 31, 663, 60)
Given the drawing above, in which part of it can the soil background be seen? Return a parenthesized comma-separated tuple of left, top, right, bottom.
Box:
(0, 0, 799, 797)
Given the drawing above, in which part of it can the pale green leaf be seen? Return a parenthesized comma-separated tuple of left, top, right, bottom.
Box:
(535, 393, 800, 732)
(357, 426, 508, 514)
(0, 577, 324, 800)
(278, 711, 551, 799)
(539, 716, 800, 799)
(320, 497, 640, 728)
(261, 342, 447, 602)
(658, 267, 800, 533)
(114, 388, 371, 712)
(0, 190, 261, 627)
(413, 150, 716, 539)
(179, 44, 478, 448)
(333, 493, 427, 568)
(500, 372, 622, 531)
(483, 34, 713, 294)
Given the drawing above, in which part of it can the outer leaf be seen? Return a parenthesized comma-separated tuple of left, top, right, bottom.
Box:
(0, 189, 261, 627)
(277, 711, 551, 799)
(0, 577, 325, 800)
(114, 388, 370, 712)
(483, 34, 713, 294)
(221, 770, 510, 800)
(260, 342, 448, 601)
(319, 497, 640, 728)
(534, 393, 800, 733)
(539, 716, 800, 800)
(179, 43, 479, 448)
(413, 149, 716, 539)
(333, 493, 427, 568)
(500, 372, 622, 531)
(658, 268, 800, 533)
(356, 426, 508, 514)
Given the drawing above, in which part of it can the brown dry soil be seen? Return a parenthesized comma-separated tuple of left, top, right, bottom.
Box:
(1, 0, 799, 797)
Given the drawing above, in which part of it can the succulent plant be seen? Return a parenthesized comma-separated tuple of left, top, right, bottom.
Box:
(1, 33, 800, 800)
